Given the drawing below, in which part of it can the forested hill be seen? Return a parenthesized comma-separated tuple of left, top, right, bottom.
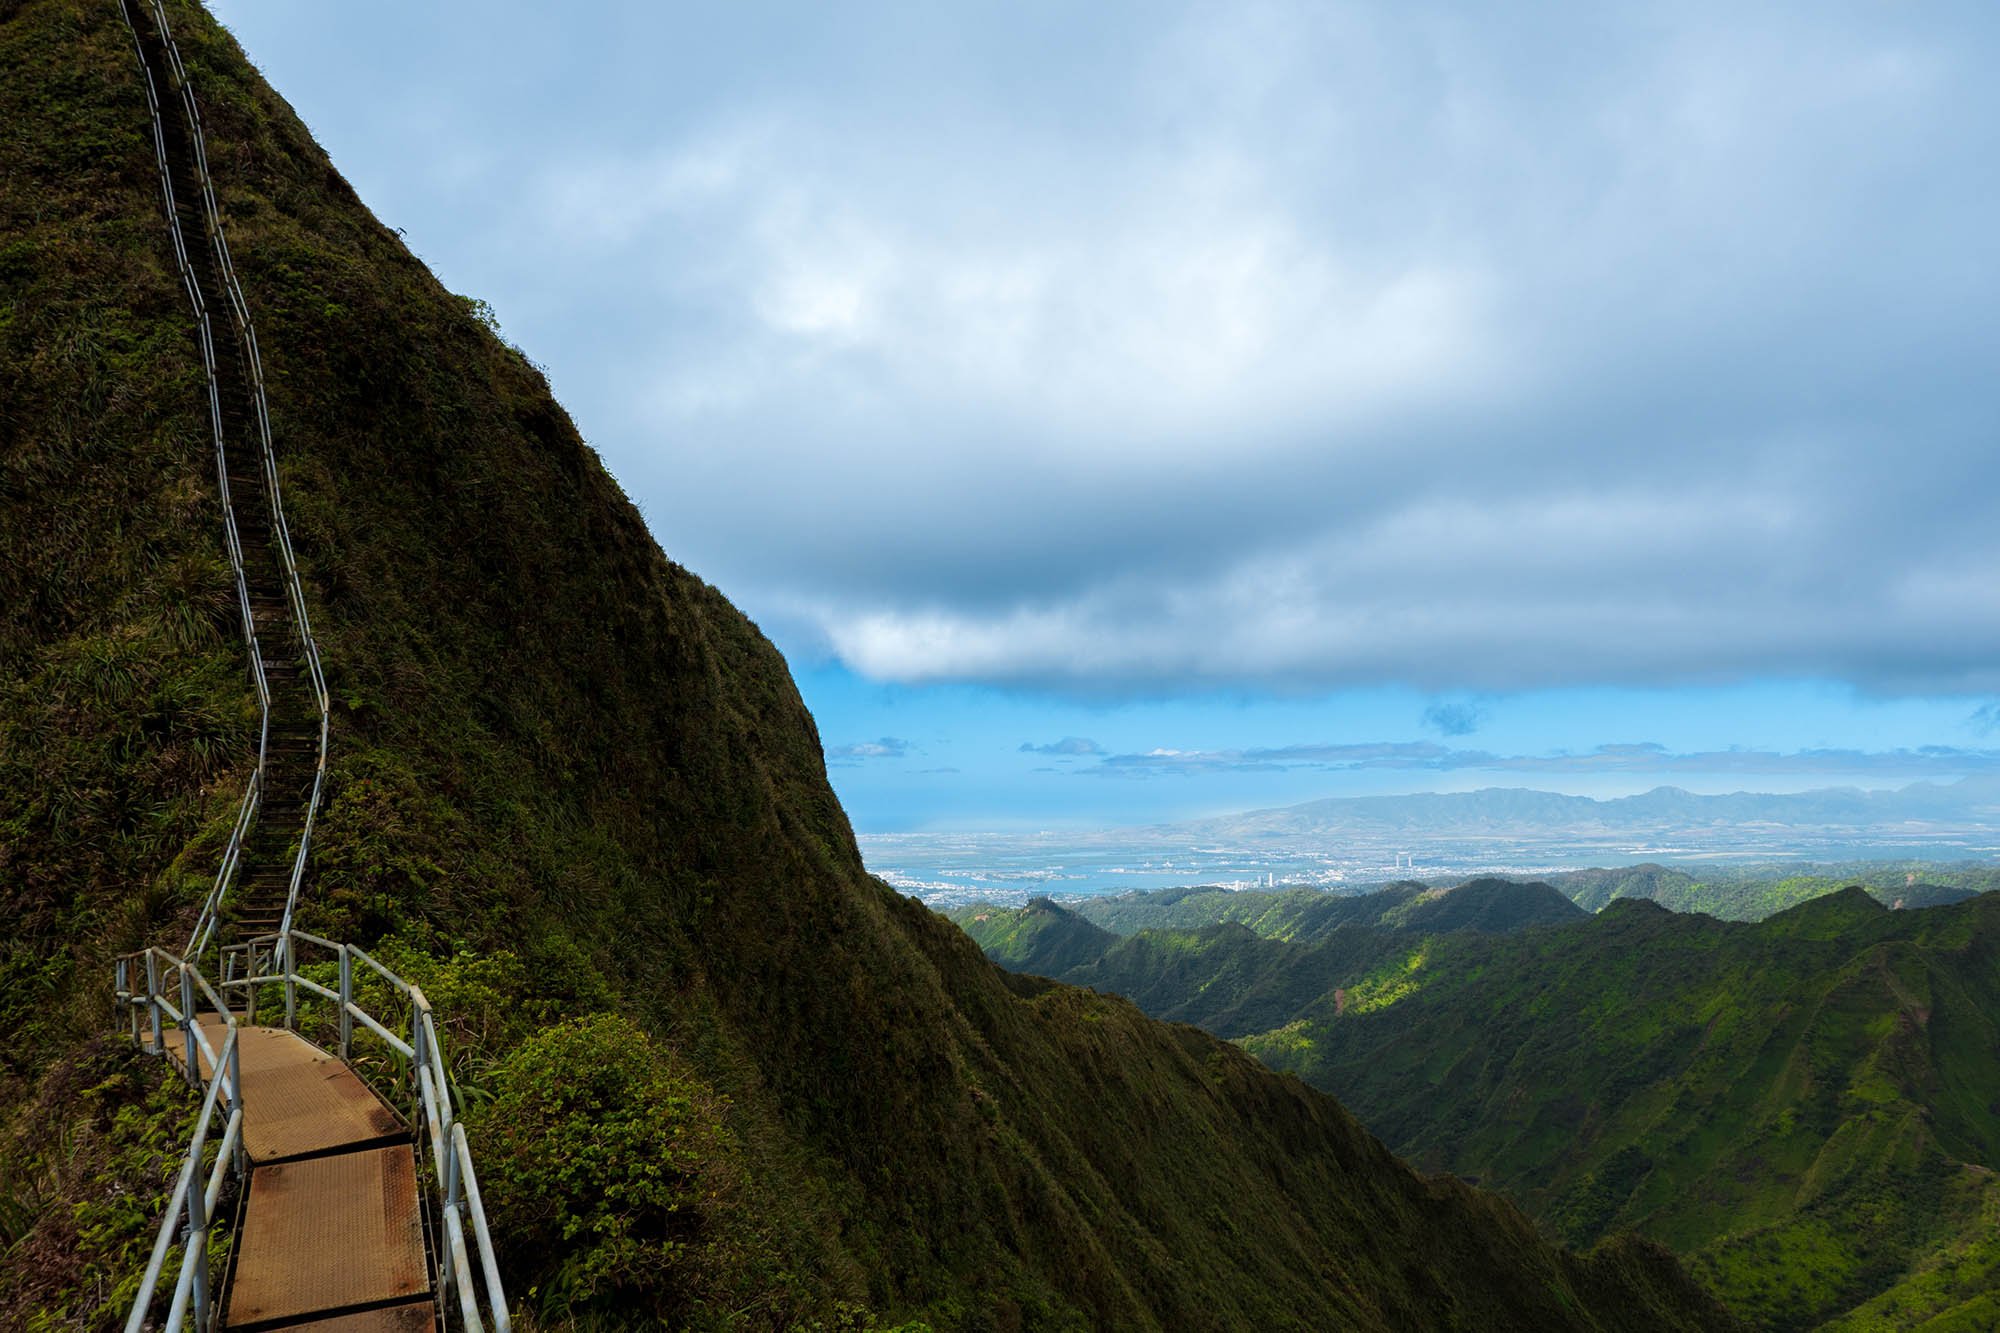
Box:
(951, 877, 1585, 977)
(961, 877, 2000, 1329)
(950, 879, 1587, 1036)
(0, 1, 1732, 1328)
(1242, 890, 2000, 1330)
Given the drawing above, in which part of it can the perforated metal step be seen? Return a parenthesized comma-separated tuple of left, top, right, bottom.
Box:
(224, 1145, 430, 1329)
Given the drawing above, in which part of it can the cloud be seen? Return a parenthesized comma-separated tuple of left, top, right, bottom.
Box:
(1095, 741, 1479, 777)
(1083, 740, 2000, 780)
(1422, 702, 1487, 737)
(1971, 703, 2000, 736)
(223, 0, 2000, 700)
(828, 736, 913, 761)
(1019, 736, 1105, 756)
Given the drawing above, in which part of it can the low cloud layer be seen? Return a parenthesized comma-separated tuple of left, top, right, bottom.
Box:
(1086, 741, 2000, 781)
(1020, 737, 1106, 756)
(221, 1, 2000, 699)
(828, 736, 912, 762)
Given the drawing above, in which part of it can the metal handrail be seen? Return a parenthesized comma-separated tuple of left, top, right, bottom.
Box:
(224, 930, 512, 1333)
(112, 948, 247, 1333)
(124, 0, 332, 967)
(118, 0, 267, 968)
(141, 0, 333, 969)
(114, 6, 503, 1328)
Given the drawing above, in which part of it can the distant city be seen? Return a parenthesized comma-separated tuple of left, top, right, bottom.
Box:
(864, 778, 2000, 907)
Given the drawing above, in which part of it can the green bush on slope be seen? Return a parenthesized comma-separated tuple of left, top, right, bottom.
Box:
(471, 1014, 738, 1321)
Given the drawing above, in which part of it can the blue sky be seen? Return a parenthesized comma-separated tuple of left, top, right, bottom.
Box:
(210, 1, 2000, 832)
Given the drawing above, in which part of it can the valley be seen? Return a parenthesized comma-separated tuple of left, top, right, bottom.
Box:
(953, 877, 2000, 1328)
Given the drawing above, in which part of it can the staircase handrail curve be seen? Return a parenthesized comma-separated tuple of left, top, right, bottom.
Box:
(140, 0, 332, 962)
(163, 58, 334, 959)
(113, 9, 505, 1329)
(112, 945, 248, 1333)
(118, 0, 268, 966)
(186, 767, 259, 960)
(227, 929, 512, 1332)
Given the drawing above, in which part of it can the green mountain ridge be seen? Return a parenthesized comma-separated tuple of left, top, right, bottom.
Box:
(951, 879, 1588, 1040)
(1540, 864, 1992, 921)
(962, 881, 2000, 1328)
(0, 1, 1733, 1328)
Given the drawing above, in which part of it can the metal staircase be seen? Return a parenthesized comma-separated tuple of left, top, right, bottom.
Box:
(119, 0, 329, 971)
(110, 2, 506, 1328)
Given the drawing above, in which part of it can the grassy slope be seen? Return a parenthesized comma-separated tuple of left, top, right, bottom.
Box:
(0, 1, 1733, 1328)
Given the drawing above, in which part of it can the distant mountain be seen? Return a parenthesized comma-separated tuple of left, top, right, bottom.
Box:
(1537, 863, 2000, 920)
(947, 896, 1118, 975)
(953, 879, 1585, 1035)
(1182, 777, 2000, 841)
(1052, 877, 1585, 940)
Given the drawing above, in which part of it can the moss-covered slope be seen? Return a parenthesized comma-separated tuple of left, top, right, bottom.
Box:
(0, 2, 1733, 1327)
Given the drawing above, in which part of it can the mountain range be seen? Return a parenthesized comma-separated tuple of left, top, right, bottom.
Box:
(954, 881, 2000, 1328)
(1180, 778, 2000, 842)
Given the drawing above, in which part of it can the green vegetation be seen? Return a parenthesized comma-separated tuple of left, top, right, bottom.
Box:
(955, 876, 1583, 956)
(951, 880, 1584, 1037)
(0, 1040, 205, 1328)
(472, 1014, 746, 1324)
(974, 880, 2000, 1329)
(948, 897, 1117, 975)
(0, 1, 1731, 1328)
(1542, 863, 1998, 921)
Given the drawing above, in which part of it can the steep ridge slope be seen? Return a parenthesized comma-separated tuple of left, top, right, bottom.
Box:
(0, 2, 1734, 1327)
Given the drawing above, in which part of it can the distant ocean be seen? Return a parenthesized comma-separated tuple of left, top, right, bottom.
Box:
(858, 827, 1998, 909)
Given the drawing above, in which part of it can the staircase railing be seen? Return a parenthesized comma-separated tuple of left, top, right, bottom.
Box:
(124, 0, 332, 966)
(119, 0, 268, 967)
(114, 7, 505, 1329)
(227, 930, 512, 1332)
(112, 948, 246, 1333)
(116, 935, 510, 1332)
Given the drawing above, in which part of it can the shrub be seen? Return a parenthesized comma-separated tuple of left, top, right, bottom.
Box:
(468, 1013, 734, 1321)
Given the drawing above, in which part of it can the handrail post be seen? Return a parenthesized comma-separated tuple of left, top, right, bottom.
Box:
(442, 1119, 462, 1297)
(185, 1158, 210, 1329)
(338, 944, 352, 1060)
(228, 1031, 247, 1178)
(245, 941, 260, 1026)
(179, 965, 199, 1087)
(116, 959, 132, 1045)
(145, 951, 163, 1055)
(283, 932, 296, 1031)
(409, 997, 427, 1136)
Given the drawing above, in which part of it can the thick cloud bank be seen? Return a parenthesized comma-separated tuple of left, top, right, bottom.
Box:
(222, 0, 2000, 697)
